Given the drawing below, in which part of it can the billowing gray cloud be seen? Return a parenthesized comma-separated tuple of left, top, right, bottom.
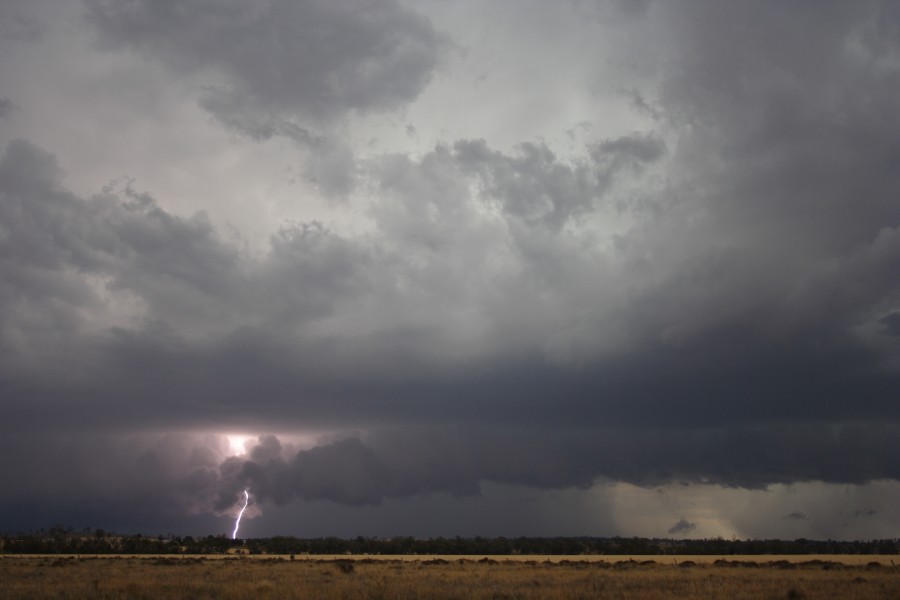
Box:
(4, 421, 900, 532)
(2, 0, 900, 538)
(82, 0, 447, 200)
(85, 0, 446, 130)
(2, 118, 899, 454)
(83, 0, 447, 198)
(450, 134, 665, 230)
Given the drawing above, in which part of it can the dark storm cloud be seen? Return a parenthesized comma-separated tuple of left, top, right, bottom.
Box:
(0, 130, 670, 434)
(0, 433, 230, 532)
(667, 518, 696, 536)
(880, 312, 900, 337)
(784, 512, 810, 522)
(5, 422, 900, 533)
(655, 0, 900, 252)
(3, 0, 900, 532)
(554, 0, 900, 368)
(85, 0, 447, 121)
(2, 113, 900, 448)
(217, 423, 900, 508)
(0, 140, 243, 338)
(84, 0, 444, 198)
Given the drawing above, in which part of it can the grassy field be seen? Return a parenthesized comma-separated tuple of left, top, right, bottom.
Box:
(1, 555, 898, 599)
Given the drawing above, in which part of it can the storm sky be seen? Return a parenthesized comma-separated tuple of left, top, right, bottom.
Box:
(2, 0, 900, 540)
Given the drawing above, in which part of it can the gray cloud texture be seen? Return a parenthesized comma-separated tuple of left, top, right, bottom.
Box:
(85, 0, 447, 120)
(0, 98, 15, 120)
(84, 0, 447, 198)
(2, 0, 900, 537)
(5, 422, 900, 534)
(0, 1, 46, 43)
(667, 518, 696, 536)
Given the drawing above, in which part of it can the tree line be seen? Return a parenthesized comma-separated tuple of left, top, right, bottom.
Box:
(1, 527, 897, 555)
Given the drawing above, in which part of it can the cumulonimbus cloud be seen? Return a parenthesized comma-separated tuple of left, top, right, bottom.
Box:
(2, 0, 900, 536)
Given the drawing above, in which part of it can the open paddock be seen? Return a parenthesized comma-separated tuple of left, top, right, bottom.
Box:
(5, 553, 899, 565)
(2, 554, 899, 599)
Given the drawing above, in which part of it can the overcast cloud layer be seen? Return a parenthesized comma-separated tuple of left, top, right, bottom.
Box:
(1, 0, 899, 540)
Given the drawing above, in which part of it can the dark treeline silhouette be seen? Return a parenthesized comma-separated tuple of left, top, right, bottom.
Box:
(1, 527, 898, 556)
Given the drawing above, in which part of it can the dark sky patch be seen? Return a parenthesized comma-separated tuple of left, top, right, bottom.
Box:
(667, 518, 697, 536)
(784, 512, 810, 522)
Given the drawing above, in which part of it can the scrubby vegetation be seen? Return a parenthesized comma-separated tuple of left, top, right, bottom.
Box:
(1, 555, 898, 600)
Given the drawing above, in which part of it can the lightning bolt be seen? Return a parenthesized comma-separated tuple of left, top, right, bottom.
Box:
(232, 489, 250, 540)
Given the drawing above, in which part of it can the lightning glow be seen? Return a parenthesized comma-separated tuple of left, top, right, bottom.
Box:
(231, 489, 250, 540)
(225, 435, 251, 456)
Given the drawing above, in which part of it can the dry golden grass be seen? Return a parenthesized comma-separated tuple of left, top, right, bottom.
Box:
(1, 555, 898, 599)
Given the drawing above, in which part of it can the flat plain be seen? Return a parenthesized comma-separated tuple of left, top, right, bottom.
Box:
(1, 554, 898, 599)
